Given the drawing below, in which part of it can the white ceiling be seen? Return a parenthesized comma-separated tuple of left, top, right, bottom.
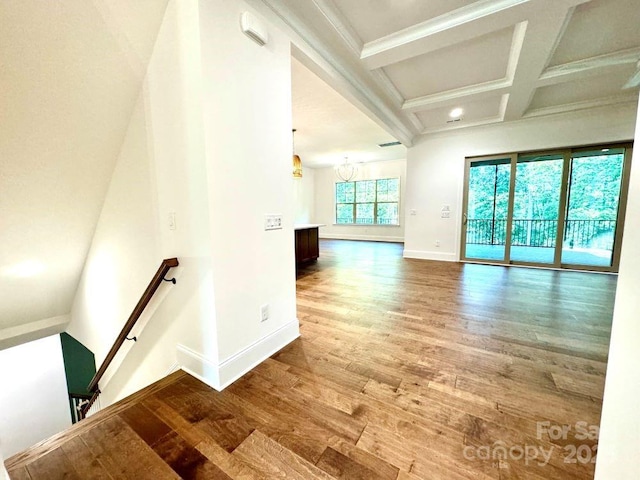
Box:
(280, 0, 640, 147)
(0, 0, 168, 334)
(292, 57, 406, 167)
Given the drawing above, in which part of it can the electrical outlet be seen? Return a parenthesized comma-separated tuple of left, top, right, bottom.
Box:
(264, 214, 283, 231)
(168, 211, 176, 230)
(260, 304, 269, 322)
(441, 211, 451, 218)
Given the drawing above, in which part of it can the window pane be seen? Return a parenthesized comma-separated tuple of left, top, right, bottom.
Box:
(336, 182, 355, 203)
(336, 204, 354, 224)
(377, 178, 399, 202)
(377, 203, 399, 225)
(356, 203, 374, 224)
(356, 180, 376, 202)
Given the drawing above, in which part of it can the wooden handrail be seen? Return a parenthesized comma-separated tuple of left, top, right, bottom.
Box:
(87, 258, 179, 393)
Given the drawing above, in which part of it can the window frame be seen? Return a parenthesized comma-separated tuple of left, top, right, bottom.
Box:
(335, 177, 401, 226)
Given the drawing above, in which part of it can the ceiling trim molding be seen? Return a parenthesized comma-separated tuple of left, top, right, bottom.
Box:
(523, 93, 639, 119)
(506, 21, 528, 79)
(311, 0, 363, 56)
(361, 0, 531, 68)
(538, 47, 640, 87)
(254, 0, 416, 145)
(502, 3, 578, 121)
(403, 78, 512, 112)
(623, 61, 640, 89)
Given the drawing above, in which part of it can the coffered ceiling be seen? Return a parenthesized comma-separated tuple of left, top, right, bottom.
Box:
(263, 0, 640, 146)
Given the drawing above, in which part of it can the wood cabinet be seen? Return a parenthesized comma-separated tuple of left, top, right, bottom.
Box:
(295, 226, 319, 265)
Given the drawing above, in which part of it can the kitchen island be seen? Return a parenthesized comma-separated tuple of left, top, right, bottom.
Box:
(294, 224, 324, 265)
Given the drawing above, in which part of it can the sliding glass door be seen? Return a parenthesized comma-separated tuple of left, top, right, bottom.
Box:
(461, 144, 631, 272)
(510, 153, 565, 265)
(462, 157, 512, 263)
(561, 148, 627, 268)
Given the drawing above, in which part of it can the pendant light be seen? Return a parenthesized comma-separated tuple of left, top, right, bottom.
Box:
(292, 129, 302, 178)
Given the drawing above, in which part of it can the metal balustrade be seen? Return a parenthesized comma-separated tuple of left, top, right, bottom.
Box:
(466, 219, 616, 249)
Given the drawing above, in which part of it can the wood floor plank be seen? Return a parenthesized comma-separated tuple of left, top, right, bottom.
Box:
(25, 447, 82, 480)
(59, 436, 114, 480)
(80, 416, 180, 479)
(6, 467, 32, 480)
(232, 430, 335, 480)
(315, 446, 388, 479)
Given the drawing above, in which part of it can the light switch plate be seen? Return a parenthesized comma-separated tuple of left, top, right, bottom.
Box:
(264, 214, 283, 230)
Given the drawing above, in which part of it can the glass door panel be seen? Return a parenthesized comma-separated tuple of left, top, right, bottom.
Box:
(561, 148, 625, 267)
(510, 154, 564, 265)
(463, 158, 511, 262)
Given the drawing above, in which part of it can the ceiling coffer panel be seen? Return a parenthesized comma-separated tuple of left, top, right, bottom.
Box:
(331, 0, 476, 43)
(549, 0, 640, 67)
(529, 71, 636, 111)
(383, 26, 515, 100)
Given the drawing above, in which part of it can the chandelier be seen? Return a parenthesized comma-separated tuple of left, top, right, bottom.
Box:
(335, 156, 358, 182)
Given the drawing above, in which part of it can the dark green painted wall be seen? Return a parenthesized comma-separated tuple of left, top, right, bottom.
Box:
(60, 332, 96, 395)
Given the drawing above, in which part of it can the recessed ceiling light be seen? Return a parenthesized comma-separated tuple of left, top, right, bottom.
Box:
(449, 107, 463, 118)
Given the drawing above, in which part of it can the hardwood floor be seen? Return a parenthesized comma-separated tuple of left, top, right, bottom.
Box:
(6, 239, 616, 479)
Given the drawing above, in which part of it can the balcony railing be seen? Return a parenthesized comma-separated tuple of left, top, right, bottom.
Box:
(466, 219, 616, 249)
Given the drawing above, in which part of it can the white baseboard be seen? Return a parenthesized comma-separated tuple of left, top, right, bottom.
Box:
(176, 318, 300, 391)
(319, 233, 404, 243)
(176, 344, 221, 389)
(403, 249, 458, 262)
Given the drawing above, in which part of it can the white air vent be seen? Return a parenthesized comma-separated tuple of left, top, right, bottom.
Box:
(378, 141, 402, 148)
(241, 11, 268, 46)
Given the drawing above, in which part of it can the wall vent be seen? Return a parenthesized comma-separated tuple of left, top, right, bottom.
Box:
(378, 141, 402, 148)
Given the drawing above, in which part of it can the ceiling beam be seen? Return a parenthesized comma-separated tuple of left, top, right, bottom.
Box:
(360, 0, 532, 69)
(522, 93, 639, 119)
(538, 47, 640, 87)
(253, 0, 416, 146)
(503, 3, 581, 121)
(403, 78, 511, 113)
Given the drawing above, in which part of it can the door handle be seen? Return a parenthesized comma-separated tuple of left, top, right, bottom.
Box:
(463, 213, 468, 225)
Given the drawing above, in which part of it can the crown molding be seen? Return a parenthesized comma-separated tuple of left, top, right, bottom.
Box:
(403, 78, 511, 112)
(360, 0, 533, 69)
(539, 47, 640, 87)
(311, 0, 362, 56)
(523, 93, 639, 119)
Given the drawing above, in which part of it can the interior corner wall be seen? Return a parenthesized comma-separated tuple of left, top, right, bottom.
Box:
(68, 0, 299, 403)
(67, 0, 217, 405)
(403, 104, 638, 261)
(0, 335, 71, 458)
(293, 167, 316, 224)
(198, 0, 298, 374)
(595, 98, 640, 479)
(314, 158, 407, 242)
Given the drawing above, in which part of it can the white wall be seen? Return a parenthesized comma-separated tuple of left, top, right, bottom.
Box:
(0, 335, 71, 458)
(594, 99, 640, 479)
(67, 0, 298, 404)
(293, 167, 315, 224)
(314, 158, 406, 242)
(404, 104, 638, 261)
(198, 0, 298, 372)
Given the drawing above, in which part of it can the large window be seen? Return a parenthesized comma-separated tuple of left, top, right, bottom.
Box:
(336, 178, 400, 225)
